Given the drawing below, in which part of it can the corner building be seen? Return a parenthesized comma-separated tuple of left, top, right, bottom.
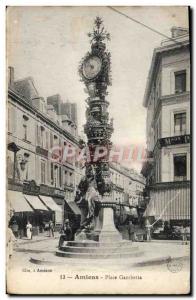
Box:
(141, 27, 190, 225)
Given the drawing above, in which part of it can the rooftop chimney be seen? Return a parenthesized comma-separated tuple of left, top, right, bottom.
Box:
(8, 66, 14, 88)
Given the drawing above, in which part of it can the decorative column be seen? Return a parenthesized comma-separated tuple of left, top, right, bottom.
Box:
(79, 17, 122, 242)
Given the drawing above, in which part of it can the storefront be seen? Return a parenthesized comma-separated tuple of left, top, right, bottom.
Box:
(39, 195, 63, 228)
(143, 181, 190, 224)
(24, 194, 51, 235)
(8, 180, 66, 236)
(64, 200, 81, 236)
(8, 190, 33, 237)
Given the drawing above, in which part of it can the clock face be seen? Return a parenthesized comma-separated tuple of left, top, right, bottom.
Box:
(82, 56, 102, 80)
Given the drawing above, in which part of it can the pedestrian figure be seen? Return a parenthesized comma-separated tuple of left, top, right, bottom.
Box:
(7, 226, 17, 260)
(58, 219, 72, 248)
(180, 225, 185, 244)
(49, 220, 54, 237)
(12, 220, 19, 238)
(128, 221, 134, 241)
(184, 226, 188, 245)
(18, 218, 24, 239)
(146, 224, 152, 241)
(26, 221, 33, 240)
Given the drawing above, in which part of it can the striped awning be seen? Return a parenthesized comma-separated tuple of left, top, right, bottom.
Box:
(143, 187, 190, 220)
(39, 196, 63, 224)
(66, 201, 81, 215)
(24, 195, 48, 211)
(39, 196, 62, 212)
(8, 191, 33, 212)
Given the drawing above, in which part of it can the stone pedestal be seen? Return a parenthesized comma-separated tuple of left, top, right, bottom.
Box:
(99, 207, 122, 242)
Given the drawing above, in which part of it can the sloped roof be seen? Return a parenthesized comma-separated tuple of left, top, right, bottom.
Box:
(14, 77, 39, 104)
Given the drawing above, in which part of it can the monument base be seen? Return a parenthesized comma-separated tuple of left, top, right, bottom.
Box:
(99, 207, 122, 242)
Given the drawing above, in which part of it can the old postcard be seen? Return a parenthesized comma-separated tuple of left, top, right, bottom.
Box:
(6, 6, 191, 295)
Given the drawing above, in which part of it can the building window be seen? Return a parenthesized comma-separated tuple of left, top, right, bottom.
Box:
(50, 132, 53, 148)
(36, 125, 40, 145)
(45, 131, 49, 149)
(40, 126, 45, 148)
(54, 165, 58, 187)
(41, 160, 46, 184)
(23, 124, 27, 140)
(174, 154, 187, 181)
(59, 166, 62, 188)
(175, 70, 186, 94)
(54, 135, 58, 146)
(22, 115, 29, 140)
(64, 170, 68, 186)
(174, 112, 186, 135)
(51, 162, 54, 184)
(70, 172, 73, 186)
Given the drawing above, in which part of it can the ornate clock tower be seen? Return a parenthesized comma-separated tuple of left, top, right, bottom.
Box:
(78, 17, 122, 242)
(79, 16, 113, 196)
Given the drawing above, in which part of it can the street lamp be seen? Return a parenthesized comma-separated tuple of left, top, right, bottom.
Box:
(7, 142, 20, 181)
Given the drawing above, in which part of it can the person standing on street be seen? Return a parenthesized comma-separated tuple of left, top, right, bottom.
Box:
(49, 220, 54, 237)
(58, 219, 72, 248)
(7, 226, 17, 260)
(180, 225, 185, 244)
(146, 223, 152, 241)
(12, 220, 19, 238)
(26, 221, 33, 240)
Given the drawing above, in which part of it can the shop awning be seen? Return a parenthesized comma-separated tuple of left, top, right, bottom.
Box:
(143, 199, 155, 217)
(130, 207, 138, 217)
(8, 190, 33, 212)
(144, 188, 190, 221)
(39, 196, 62, 212)
(66, 201, 81, 215)
(24, 195, 48, 211)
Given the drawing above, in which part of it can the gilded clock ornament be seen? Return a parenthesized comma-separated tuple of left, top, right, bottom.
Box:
(82, 55, 102, 80)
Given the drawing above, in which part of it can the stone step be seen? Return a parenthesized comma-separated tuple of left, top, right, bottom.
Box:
(56, 250, 144, 259)
(60, 245, 138, 253)
(66, 240, 132, 248)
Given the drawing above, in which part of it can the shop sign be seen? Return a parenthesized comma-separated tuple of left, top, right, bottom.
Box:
(159, 134, 190, 147)
(23, 180, 40, 195)
(40, 184, 65, 198)
(53, 189, 65, 197)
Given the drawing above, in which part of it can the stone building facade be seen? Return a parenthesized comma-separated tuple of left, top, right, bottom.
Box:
(7, 67, 84, 235)
(141, 27, 190, 225)
(110, 162, 145, 206)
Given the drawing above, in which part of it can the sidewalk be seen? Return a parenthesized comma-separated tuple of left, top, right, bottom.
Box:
(146, 239, 190, 245)
(16, 232, 60, 245)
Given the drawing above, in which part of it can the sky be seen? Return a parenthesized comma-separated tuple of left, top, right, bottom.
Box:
(7, 6, 189, 170)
